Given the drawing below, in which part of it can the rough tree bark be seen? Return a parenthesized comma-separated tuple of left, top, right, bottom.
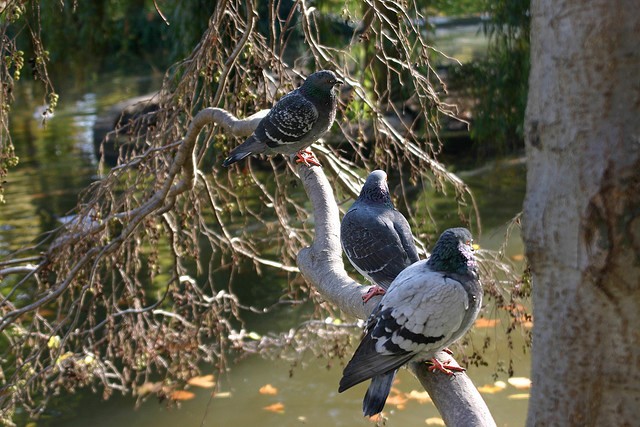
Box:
(523, 1, 640, 425)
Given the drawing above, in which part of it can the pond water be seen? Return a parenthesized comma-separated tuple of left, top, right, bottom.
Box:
(2, 24, 530, 427)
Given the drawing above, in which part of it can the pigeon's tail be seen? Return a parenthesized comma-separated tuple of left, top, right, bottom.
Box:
(222, 135, 260, 167)
(222, 150, 251, 167)
(362, 370, 396, 417)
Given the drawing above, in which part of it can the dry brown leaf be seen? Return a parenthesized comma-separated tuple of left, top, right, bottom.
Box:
(263, 402, 285, 414)
(510, 254, 525, 261)
(187, 374, 215, 388)
(37, 308, 55, 317)
(259, 384, 278, 395)
(170, 390, 196, 401)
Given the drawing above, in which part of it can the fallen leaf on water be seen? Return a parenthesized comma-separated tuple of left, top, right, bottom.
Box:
(508, 377, 532, 389)
(170, 390, 196, 401)
(425, 417, 445, 425)
(406, 390, 431, 403)
(263, 402, 285, 414)
(297, 416, 307, 423)
(474, 318, 500, 328)
(187, 374, 215, 388)
(367, 413, 384, 423)
(213, 391, 231, 398)
(259, 384, 278, 395)
(386, 392, 408, 410)
(508, 393, 530, 400)
(478, 384, 505, 394)
(494, 380, 507, 389)
(510, 254, 525, 261)
(136, 382, 162, 396)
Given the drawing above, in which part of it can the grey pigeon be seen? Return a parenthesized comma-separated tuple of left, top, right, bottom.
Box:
(338, 227, 482, 417)
(222, 70, 343, 167)
(340, 170, 419, 302)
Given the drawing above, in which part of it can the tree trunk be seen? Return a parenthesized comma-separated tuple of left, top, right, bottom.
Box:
(523, 1, 640, 425)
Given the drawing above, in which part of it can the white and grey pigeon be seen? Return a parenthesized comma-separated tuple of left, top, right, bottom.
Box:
(338, 227, 482, 417)
(222, 70, 343, 167)
(340, 170, 420, 303)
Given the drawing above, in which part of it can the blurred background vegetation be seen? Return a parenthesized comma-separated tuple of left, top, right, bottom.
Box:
(6, 0, 529, 157)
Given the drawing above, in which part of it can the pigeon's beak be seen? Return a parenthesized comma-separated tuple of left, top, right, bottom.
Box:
(335, 79, 344, 86)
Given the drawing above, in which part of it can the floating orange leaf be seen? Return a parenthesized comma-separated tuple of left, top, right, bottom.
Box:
(478, 384, 504, 394)
(406, 390, 431, 404)
(170, 390, 196, 401)
(508, 377, 531, 389)
(510, 254, 525, 262)
(474, 318, 500, 328)
(259, 384, 278, 395)
(507, 393, 530, 400)
(367, 413, 384, 423)
(187, 374, 215, 388)
(386, 392, 408, 410)
(136, 382, 162, 396)
(263, 402, 285, 414)
(425, 417, 445, 425)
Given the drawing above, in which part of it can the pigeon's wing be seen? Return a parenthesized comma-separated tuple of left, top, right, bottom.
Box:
(382, 264, 471, 350)
(339, 263, 470, 391)
(392, 211, 420, 264)
(341, 207, 415, 288)
(259, 91, 319, 148)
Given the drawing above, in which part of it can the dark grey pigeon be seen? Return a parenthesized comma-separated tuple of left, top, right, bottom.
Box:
(338, 227, 482, 417)
(222, 70, 343, 167)
(340, 170, 419, 302)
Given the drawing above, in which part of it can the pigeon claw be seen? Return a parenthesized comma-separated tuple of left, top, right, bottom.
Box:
(362, 285, 386, 303)
(295, 149, 322, 167)
(426, 358, 466, 376)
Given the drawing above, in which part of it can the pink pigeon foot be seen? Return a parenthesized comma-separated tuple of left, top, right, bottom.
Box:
(295, 149, 321, 167)
(426, 357, 466, 376)
(362, 285, 386, 303)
